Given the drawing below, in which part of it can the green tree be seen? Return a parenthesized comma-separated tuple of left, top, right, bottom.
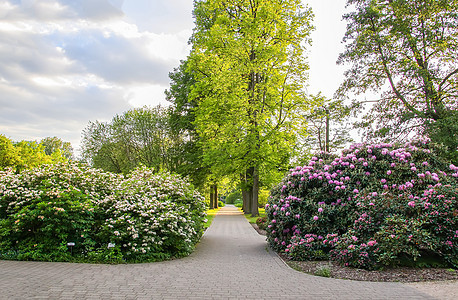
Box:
(113, 106, 174, 171)
(81, 106, 183, 174)
(301, 94, 354, 154)
(0, 135, 20, 170)
(189, 0, 314, 216)
(0, 135, 70, 172)
(40, 137, 74, 160)
(14, 141, 54, 171)
(338, 0, 458, 163)
(166, 60, 209, 189)
(81, 121, 125, 173)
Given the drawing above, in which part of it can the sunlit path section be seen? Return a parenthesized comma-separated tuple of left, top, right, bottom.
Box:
(215, 206, 244, 215)
(0, 205, 434, 299)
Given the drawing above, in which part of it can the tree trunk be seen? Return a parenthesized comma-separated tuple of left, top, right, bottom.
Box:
(214, 184, 218, 208)
(251, 166, 259, 217)
(325, 107, 330, 152)
(240, 173, 247, 212)
(246, 186, 252, 214)
(209, 186, 215, 209)
(246, 167, 254, 215)
(241, 189, 248, 212)
(241, 171, 253, 213)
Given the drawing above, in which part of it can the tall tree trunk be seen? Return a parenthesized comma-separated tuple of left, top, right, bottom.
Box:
(241, 171, 253, 213)
(213, 184, 218, 208)
(325, 107, 330, 153)
(241, 189, 248, 211)
(209, 185, 215, 209)
(241, 189, 248, 212)
(246, 186, 252, 214)
(251, 166, 259, 217)
(240, 173, 247, 212)
(245, 167, 254, 215)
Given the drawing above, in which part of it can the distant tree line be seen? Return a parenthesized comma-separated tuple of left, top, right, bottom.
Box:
(80, 105, 208, 189)
(0, 135, 73, 172)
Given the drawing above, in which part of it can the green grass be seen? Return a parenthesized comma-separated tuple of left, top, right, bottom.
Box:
(240, 208, 266, 224)
(204, 207, 221, 229)
(314, 265, 332, 277)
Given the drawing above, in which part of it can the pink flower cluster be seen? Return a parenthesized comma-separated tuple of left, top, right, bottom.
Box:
(267, 139, 457, 269)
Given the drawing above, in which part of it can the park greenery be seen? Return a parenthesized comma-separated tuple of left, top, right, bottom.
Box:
(79, 0, 458, 217)
(266, 139, 457, 269)
(0, 135, 73, 172)
(0, 163, 206, 262)
(187, 0, 315, 216)
(338, 0, 458, 163)
(1, 0, 457, 267)
(81, 106, 178, 176)
(300, 94, 354, 156)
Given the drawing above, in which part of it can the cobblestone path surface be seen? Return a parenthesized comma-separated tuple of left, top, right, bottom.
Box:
(0, 205, 436, 299)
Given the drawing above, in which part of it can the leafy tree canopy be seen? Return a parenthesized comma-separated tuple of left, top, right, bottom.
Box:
(40, 136, 74, 160)
(188, 0, 315, 214)
(81, 106, 178, 174)
(165, 60, 209, 189)
(0, 134, 71, 172)
(338, 0, 458, 163)
(299, 94, 354, 157)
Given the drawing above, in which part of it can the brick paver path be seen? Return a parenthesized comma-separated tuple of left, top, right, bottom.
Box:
(0, 205, 434, 299)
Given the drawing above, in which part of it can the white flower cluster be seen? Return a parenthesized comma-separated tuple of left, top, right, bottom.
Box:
(0, 163, 206, 260)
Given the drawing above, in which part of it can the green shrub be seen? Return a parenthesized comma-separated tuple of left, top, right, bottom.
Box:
(98, 167, 206, 260)
(286, 233, 337, 261)
(218, 200, 225, 207)
(226, 190, 241, 204)
(0, 163, 206, 262)
(267, 139, 458, 269)
(256, 216, 268, 230)
(234, 199, 243, 208)
(258, 189, 269, 208)
(0, 163, 117, 261)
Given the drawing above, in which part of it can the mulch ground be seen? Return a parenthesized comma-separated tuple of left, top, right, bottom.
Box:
(251, 224, 458, 282)
(282, 258, 458, 282)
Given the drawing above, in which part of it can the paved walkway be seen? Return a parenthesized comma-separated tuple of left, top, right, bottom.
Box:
(0, 205, 437, 299)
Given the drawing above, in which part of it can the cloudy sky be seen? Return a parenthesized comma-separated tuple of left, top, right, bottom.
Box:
(0, 0, 348, 156)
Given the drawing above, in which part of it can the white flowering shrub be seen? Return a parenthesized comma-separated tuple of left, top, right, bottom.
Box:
(0, 163, 206, 262)
(97, 167, 206, 261)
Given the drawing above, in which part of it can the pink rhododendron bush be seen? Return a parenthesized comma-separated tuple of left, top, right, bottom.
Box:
(0, 163, 206, 263)
(266, 140, 457, 270)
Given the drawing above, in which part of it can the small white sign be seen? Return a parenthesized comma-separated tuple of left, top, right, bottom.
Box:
(107, 243, 115, 248)
(67, 242, 75, 246)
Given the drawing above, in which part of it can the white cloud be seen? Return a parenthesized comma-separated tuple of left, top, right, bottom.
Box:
(0, 0, 74, 21)
(122, 0, 194, 34)
(145, 30, 192, 61)
(125, 84, 170, 108)
(1, 0, 124, 22)
(0, 0, 357, 154)
(0, 0, 193, 154)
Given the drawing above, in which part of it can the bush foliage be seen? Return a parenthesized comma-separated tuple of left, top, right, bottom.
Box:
(0, 163, 206, 263)
(256, 216, 268, 230)
(225, 190, 241, 204)
(266, 140, 457, 269)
